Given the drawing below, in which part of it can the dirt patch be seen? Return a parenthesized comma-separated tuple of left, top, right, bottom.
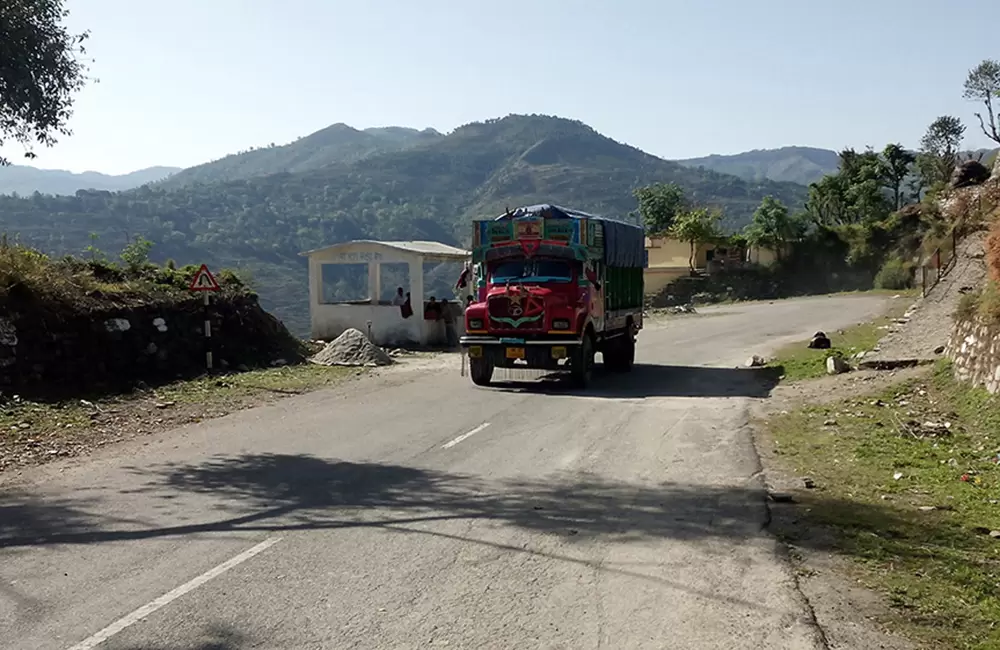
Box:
(0, 365, 362, 476)
(866, 232, 987, 363)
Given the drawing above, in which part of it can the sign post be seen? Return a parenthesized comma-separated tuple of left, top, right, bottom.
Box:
(189, 264, 221, 371)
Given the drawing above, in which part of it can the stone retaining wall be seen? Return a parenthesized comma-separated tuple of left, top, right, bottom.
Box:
(0, 294, 304, 398)
(946, 317, 1000, 393)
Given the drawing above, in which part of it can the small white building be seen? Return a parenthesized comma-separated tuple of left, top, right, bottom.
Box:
(301, 240, 471, 347)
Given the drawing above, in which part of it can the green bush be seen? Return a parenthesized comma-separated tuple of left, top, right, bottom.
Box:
(874, 257, 913, 290)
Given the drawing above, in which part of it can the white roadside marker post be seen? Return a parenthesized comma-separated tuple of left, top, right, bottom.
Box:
(189, 264, 221, 373)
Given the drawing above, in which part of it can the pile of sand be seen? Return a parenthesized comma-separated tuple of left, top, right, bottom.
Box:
(310, 328, 394, 367)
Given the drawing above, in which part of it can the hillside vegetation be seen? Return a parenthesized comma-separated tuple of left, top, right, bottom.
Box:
(158, 124, 443, 189)
(0, 114, 808, 335)
(677, 146, 999, 186)
(0, 238, 305, 397)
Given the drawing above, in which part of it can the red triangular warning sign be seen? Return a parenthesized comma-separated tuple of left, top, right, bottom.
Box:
(189, 264, 220, 292)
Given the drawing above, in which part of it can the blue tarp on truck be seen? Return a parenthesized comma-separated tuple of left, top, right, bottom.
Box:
(493, 204, 645, 268)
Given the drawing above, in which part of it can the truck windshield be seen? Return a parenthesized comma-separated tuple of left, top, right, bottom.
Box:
(491, 259, 574, 284)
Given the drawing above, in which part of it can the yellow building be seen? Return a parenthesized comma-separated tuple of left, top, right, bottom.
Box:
(643, 236, 781, 296)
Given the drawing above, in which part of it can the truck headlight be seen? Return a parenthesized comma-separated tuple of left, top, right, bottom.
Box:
(552, 318, 571, 331)
(468, 318, 484, 330)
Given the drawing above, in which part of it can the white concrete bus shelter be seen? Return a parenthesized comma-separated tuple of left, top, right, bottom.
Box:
(301, 240, 471, 346)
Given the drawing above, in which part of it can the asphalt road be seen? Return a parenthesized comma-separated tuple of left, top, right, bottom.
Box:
(1, 295, 892, 650)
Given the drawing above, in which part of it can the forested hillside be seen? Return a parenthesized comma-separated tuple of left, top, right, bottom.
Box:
(0, 114, 808, 335)
(158, 124, 444, 189)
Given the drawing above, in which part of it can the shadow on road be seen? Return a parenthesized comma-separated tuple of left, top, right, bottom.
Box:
(0, 448, 944, 576)
(108, 624, 247, 650)
(487, 363, 784, 399)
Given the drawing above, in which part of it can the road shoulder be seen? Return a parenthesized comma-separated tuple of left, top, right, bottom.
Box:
(753, 361, 1000, 650)
(751, 371, 920, 650)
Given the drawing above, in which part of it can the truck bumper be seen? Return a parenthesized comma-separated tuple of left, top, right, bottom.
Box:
(460, 336, 581, 370)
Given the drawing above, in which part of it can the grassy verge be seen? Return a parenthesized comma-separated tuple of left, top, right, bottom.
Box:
(767, 296, 914, 381)
(764, 362, 1000, 649)
(0, 364, 360, 472)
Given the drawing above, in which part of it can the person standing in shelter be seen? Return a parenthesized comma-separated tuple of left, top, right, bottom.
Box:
(440, 299, 458, 349)
(391, 286, 407, 306)
(400, 291, 413, 318)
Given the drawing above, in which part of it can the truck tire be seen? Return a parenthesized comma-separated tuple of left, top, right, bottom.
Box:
(469, 358, 494, 386)
(603, 334, 634, 372)
(603, 338, 622, 372)
(619, 334, 635, 372)
(571, 334, 595, 387)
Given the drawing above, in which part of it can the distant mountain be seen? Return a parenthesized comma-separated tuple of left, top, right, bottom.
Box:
(0, 114, 808, 335)
(158, 124, 444, 189)
(677, 145, 1000, 186)
(676, 147, 841, 185)
(0, 164, 181, 197)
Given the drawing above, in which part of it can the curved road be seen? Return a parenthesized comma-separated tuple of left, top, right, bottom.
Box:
(1, 295, 890, 650)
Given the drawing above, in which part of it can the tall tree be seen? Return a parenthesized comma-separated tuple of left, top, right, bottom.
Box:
(669, 207, 721, 270)
(632, 182, 687, 234)
(879, 143, 916, 210)
(805, 149, 891, 226)
(963, 59, 1000, 146)
(918, 116, 965, 187)
(806, 174, 851, 226)
(744, 196, 805, 260)
(0, 0, 90, 165)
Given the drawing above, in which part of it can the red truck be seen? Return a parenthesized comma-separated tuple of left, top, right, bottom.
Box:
(460, 204, 645, 387)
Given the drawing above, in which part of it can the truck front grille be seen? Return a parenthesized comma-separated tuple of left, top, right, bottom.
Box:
(487, 295, 544, 330)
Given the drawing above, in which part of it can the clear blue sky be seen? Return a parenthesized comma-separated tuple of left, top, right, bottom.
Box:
(6, 0, 999, 174)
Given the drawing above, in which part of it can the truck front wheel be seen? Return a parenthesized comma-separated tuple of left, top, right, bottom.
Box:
(469, 358, 494, 386)
(571, 335, 595, 387)
(619, 333, 635, 372)
(604, 333, 635, 372)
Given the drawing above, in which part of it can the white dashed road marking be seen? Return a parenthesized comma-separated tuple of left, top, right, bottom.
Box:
(442, 422, 491, 449)
(66, 536, 282, 650)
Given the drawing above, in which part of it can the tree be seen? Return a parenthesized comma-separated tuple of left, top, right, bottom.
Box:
(879, 143, 916, 210)
(918, 116, 965, 186)
(806, 149, 894, 226)
(963, 59, 1000, 146)
(744, 196, 806, 260)
(0, 0, 90, 165)
(806, 174, 851, 226)
(669, 207, 722, 270)
(632, 183, 687, 234)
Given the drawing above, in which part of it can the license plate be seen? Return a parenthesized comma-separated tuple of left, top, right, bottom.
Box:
(551, 346, 567, 359)
(468, 346, 483, 358)
(505, 347, 525, 360)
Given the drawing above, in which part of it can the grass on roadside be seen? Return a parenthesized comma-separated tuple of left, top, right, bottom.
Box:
(767, 295, 915, 381)
(764, 362, 1000, 649)
(0, 364, 360, 471)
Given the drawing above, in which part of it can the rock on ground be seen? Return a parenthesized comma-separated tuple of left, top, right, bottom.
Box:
(310, 329, 394, 367)
(826, 355, 850, 375)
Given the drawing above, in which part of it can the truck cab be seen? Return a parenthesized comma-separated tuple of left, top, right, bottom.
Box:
(461, 204, 644, 388)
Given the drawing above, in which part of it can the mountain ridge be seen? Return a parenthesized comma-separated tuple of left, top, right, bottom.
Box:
(0, 164, 181, 197)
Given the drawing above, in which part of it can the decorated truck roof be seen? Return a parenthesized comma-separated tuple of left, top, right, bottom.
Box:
(471, 204, 645, 268)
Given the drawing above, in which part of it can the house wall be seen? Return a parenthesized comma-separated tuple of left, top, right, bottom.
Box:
(748, 245, 780, 266)
(643, 267, 690, 296)
(309, 303, 461, 346)
(645, 237, 712, 269)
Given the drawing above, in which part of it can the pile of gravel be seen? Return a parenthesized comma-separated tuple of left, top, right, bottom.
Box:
(310, 328, 394, 367)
